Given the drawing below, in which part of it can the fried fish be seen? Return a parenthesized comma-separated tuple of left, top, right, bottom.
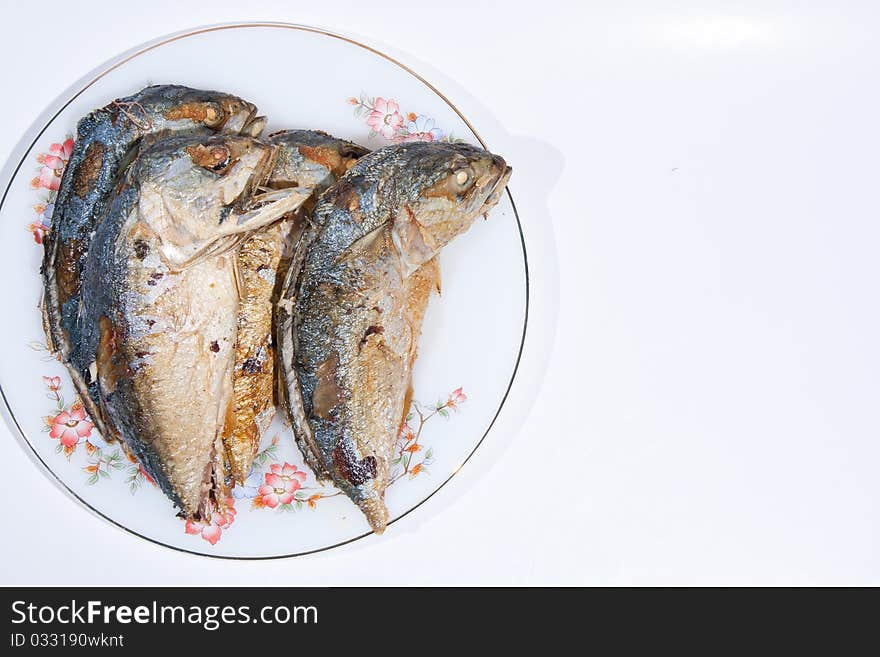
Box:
(277, 142, 511, 532)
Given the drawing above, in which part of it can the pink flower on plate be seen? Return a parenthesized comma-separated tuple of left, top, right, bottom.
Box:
(42, 375, 62, 391)
(37, 139, 74, 171)
(31, 139, 73, 192)
(366, 97, 404, 139)
(31, 167, 61, 191)
(257, 463, 306, 508)
(214, 498, 237, 528)
(184, 498, 236, 545)
(29, 220, 49, 244)
(446, 387, 467, 409)
(185, 518, 222, 545)
(48, 403, 93, 448)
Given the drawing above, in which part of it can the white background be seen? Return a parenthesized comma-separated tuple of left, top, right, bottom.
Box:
(1, 1, 878, 585)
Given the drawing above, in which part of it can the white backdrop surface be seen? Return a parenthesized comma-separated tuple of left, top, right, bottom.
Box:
(1, 1, 878, 585)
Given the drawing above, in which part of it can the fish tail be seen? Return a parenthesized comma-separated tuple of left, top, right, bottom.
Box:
(359, 497, 389, 534)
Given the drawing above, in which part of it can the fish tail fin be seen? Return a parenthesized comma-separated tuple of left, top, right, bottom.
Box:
(359, 498, 389, 534)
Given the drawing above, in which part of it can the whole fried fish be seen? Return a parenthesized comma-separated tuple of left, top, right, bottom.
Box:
(42, 85, 265, 440)
(82, 133, 310, 518)
(277, 142, 511, 532)
(225, 130, 368, 484)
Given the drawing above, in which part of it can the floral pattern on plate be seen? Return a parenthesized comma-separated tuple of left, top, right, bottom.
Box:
(27, 137, 72, 244)
(349, 94, 461, 144)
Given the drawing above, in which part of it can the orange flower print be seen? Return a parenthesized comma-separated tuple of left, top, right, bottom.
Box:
(399, 422, 415, 442)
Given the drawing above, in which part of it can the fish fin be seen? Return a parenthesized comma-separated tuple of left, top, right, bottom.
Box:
(391, 204, 435, 277)
(401, 383, 414, 428)
(359, 497, 389, 534)
(231, 187, 312, 232)
(402, 259, 439, 366)
(230, 244, 244, 300)
(333, 221, 389, 265)
(164, 234, 240, 272)
(424, 256, 441, 296)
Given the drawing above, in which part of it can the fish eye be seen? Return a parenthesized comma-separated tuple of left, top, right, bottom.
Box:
(451, 168, 474, 190)
(207, 146, 231, 171)
(202, 103, 223, 126)
(186, 143, 236, 174)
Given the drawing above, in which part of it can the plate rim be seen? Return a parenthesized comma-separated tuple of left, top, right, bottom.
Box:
(0, 21, 529, 560)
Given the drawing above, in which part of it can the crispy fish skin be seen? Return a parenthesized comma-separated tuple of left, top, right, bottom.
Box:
(225, 131, 368, 484)
(42, 85, 264, 441)
(277, 142, 511, 532)
(227, 219, 294, 484)
(83, 133, 310, 518)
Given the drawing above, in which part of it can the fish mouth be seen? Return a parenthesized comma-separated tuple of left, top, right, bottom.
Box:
(480, 164, 512, 215)
(241, 114, 267, 138)
(224, 104, 264, 136)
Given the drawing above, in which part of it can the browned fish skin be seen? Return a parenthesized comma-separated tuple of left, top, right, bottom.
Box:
(42, 85, 263, 442)
(277, 142, 511, 533)
(225, 131, 368, 484)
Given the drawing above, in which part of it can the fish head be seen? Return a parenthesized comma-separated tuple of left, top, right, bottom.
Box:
(138, 86, 265, 136)
(268, 130, 368, 196)
(134, 133, 311, 266)
(382, 142, 511, 274)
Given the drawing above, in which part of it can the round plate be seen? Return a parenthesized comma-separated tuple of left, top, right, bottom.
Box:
(0, 23, 527, 558)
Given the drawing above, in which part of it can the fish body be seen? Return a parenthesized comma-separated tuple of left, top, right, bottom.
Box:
(225, 131, 367, 484)
(42, 85, 264, 439)
(82, 133, 309, 518)
(277, 142, 511, 532)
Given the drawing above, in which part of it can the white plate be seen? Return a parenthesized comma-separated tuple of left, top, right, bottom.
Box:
(0, 23, 527, 558)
